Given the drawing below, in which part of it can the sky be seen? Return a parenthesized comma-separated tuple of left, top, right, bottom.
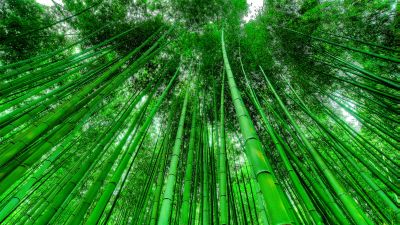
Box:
(36, 0, 62, 6)
(243, 0, 264, 22)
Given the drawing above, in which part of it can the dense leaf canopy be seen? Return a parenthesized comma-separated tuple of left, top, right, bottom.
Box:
(0, 0, 399, 224)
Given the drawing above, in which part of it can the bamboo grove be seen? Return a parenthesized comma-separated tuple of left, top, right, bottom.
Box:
(0, 0, 399, 224)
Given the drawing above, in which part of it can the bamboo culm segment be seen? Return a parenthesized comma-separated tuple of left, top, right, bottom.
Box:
(221, 29, 293, 225)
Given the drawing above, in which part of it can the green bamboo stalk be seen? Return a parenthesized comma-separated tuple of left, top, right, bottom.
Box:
(321, 52, 399, 90)
(265, 101, 352, 225)
(288, 92, 399, 197)
(319, 30, 400, 53)
(156, 89, 189, 224)
(0, 23, 130, 81)
(317, 130, 394, 224)
(218, 72, 229, 225)
(23, 93, 152, 225)
(255, 100, 323, 224)
(221, 29, 293, 225)
(245, 164, 269, 225)
(240, 56, 323, 225)
(0, 87, 144, 223)
(239, 169, 255, 225)
(190, 131, 201, 225)
(84, 65, 180, 225)
(202, 114, 211, 225)
(179, 91, 198, 225)
(124, 132, 161, 225)
(282, 26, 400, 63)
(261, 66, 373, 225)
(0, 46, 114, 96)
(0, 27, 168, 168)
(149, 101, 178, 225)
(0, 69, 145, 187)
(64, 85, 157, 225)
(331, 95, 399, 148)
(322, 103, 399, 172)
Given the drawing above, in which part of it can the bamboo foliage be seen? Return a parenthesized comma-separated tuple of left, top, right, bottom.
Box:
(0, 1, 398, 224)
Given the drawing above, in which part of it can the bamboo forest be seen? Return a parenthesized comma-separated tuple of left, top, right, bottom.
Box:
(0, 0, 399, 224)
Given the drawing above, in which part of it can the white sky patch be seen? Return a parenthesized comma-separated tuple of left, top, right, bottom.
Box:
(36, 0, 62, 6)
(235, 152, 247, 167)
(73, 45, 81, 54)
(330, 98, 361, 132)
(151, 116, 162, 140)
(391, 0, 398, 11)
(389, 0, 398, 21)
(340, 103, 361, 132)
(243, 0, 264, 23)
